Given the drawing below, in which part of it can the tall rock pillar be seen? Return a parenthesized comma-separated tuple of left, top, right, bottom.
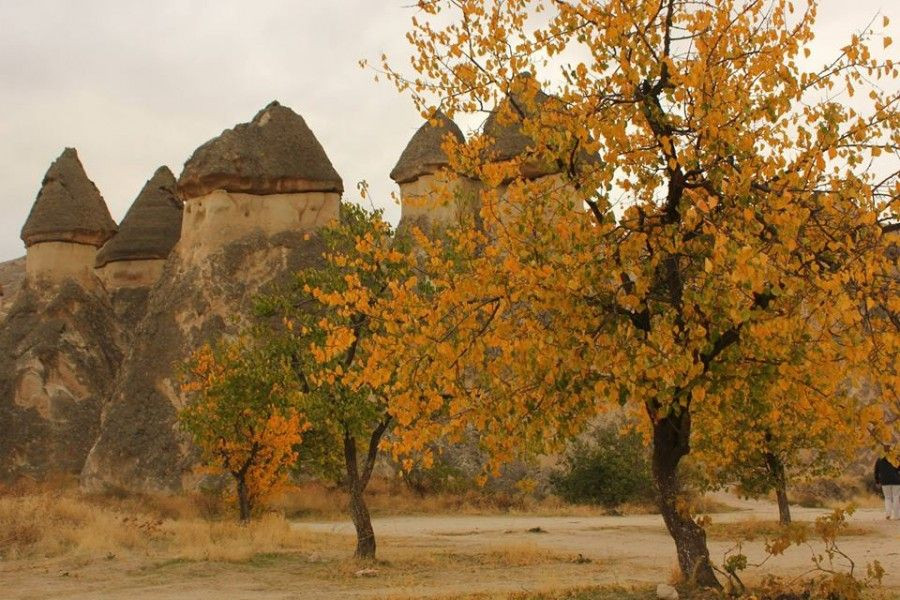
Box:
(390, 111, 476, 232)
(0, 148, 121, 480)
(81, 101, 343, 491)
(20, 148, 117, 287)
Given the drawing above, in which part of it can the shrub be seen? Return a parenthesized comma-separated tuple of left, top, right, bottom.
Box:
(550, 420, 654, 507)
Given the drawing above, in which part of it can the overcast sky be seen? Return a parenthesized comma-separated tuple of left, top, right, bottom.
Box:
(0, 0, 895, 262)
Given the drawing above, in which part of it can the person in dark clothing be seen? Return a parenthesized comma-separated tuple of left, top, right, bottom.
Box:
(874, 456, 900, 520)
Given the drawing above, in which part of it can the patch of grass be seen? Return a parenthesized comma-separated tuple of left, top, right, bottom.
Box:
(398, 585, 658, 600)
(0, 486, 347, 562)
(705, 518, 876, 541)
(688, 494, 739, 514)
(270, 479, 620, 520)
(790, 475, 882, 510)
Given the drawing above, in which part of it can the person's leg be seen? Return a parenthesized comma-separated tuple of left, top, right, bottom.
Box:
(890, 485, 900, 520)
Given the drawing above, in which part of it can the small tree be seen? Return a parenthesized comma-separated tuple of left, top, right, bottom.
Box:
(691, 364, 864, 525)
(255, 203, 413, 559)
(180, 339, 307, 521)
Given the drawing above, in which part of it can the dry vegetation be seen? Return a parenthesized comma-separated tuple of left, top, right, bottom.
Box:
(267, 478, 639, 520)
(704, 518, 876, 542)
(1, 477, 891, 600)
(0, 482, 326, 563)
(0, 476, 607, 565)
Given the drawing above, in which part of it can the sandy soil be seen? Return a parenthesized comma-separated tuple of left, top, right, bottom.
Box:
(3, 497, 897, 599)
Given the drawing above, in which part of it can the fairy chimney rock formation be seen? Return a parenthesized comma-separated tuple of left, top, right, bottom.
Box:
(1, 150, 121, 481)
(391, 111, 477, 228)
(95, 166, 183, 290)
(20, 148, 117, 287)
(177, 101, 342, 260)
(81, 101, 342, 492)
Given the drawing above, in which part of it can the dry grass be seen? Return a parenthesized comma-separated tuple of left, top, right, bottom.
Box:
(428, 586, 658, 600)
(790, 475, 882, 510)
(268, 478, 619, 520)
(705, 518, 877, 542)
(688, 494, 739, 514)
(0, 485, 342, 562)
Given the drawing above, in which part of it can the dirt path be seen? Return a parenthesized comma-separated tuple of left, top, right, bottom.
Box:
(3, 500, 897, 599)
(297, 501, 900, 590)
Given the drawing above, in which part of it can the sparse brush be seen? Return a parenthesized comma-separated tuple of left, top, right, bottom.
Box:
(0, 488, 341, 562)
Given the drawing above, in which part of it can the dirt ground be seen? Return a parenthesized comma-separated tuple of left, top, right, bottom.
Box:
(2, 496, 897, 599)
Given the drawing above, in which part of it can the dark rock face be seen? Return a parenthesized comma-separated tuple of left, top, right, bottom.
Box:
(20, 148, 117, 247)
(0, 282, 122, 480)
(82, 230, 326, 491)
(177, 101, 343, 198)
(95, 166, 183, 267)
(0, 256, 25, 322)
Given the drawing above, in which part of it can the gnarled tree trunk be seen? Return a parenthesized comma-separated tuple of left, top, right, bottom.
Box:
(236, 475, 252, 522)
(765, 451, 791, 525)
(651, 409, 720, 589)
(342, 417, 391, 560)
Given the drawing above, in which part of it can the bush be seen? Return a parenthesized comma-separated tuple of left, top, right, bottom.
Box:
(550, 420, 655, 507)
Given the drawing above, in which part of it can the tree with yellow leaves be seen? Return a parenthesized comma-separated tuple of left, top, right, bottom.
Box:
(254, 203, 414, 559)
(690, 359, 868, 525)
(180, 339, 307, 522)
(365, 0, 898, 588)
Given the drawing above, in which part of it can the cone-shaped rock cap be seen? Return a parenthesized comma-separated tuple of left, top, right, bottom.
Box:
(95, 166, 183, 268)
(390, 111, 465, 184)
(483, 73, 601, 177)
(482, 73, 554, 163)
(20, 148, 117, 247)
(177, 101, 343, 199)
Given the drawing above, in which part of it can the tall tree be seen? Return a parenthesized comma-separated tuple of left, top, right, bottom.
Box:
(256, 203, 413, 559)
(370, 0, 899, 587)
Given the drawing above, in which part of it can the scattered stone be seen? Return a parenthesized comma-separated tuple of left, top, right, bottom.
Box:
(573, 553, 592, 564)
(527, 526, 547, 534)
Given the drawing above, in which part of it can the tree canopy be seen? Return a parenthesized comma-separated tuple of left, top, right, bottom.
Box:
(364, 0, 898, 587)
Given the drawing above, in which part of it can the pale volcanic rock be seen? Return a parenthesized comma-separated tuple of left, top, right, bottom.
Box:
(20, 148, 117, 288)
(481, 73, 600, 181)
(96, 166, 182, 270)
(0, 282, 121, 479)
(82, 102, 341, 492)
(391, 112, 479, 235)
(390, 111, 464, 185)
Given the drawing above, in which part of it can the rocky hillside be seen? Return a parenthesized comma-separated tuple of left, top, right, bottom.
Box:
(0, 256, 25, 321)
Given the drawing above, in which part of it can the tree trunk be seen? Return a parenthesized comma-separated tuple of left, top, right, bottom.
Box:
(349, 485, 376, 559)
(765, 451, 791, 525)
(652, 410, 720, 589)
(343, 427, 380, 560)
(236, 475, 252, 522)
